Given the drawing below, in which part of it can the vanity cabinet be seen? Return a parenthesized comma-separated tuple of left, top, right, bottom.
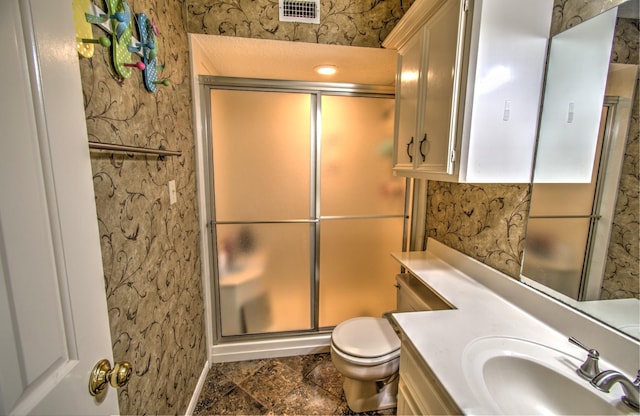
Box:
(384, 0, 553, 183)
(397, 336, 460, 415)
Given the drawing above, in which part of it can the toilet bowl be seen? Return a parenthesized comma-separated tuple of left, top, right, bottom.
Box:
(330, 317, 401, 412)
(330, 273, 449, 412)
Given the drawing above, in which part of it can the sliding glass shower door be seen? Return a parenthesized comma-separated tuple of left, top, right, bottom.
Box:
(206, 80, 405, 338)
(210, 88, 314, 335)
(318, 95, 405, 327)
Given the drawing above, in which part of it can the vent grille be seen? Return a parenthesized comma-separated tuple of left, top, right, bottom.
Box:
(279, 0, 320, 24)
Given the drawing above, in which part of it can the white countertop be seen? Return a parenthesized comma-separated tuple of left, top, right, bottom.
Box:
(389, 243, 637, 415)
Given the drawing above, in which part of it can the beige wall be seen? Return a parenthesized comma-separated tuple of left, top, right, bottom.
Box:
(425, 183, 530, 278)
(185, 0, 415, 47)
(550, 0, 628, 36)
(80, 0, 204, 414)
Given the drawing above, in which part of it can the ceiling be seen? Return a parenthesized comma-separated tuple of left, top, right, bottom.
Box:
(190, 34, 398, 86)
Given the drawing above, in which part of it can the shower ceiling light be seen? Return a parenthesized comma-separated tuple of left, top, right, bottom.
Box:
(314, 65, 337, 75)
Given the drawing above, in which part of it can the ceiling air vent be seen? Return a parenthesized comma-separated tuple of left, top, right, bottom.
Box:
(279, 0, 320, 24)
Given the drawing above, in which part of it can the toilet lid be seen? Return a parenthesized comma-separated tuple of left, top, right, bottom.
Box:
(332, 317, 400, 358)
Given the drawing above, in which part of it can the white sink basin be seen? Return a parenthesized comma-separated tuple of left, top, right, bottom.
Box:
(463, 336, 632, 415)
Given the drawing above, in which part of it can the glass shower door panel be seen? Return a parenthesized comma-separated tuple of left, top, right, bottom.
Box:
(217, 223, 312, 336)
(318, 218, 403, 327)
(210, 88, 313, 336)
(320, 95, 404, 216)
(522, 217, 591, 300)
(319, 95, 404, 327)
(210, 89, 312, 221)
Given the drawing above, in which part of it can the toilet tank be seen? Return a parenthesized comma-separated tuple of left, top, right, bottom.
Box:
(396, 273, 453, 312)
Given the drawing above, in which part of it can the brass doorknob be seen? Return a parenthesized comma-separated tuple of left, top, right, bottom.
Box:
(89, 358, 132, 396)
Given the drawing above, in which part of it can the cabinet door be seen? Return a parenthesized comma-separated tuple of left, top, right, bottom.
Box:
(463, 0, 553, 182)
(417, 0, 464, 174)
(398, 379, 420, 416)
(399, 341, 461, 415)
(393, 27, 425, 173)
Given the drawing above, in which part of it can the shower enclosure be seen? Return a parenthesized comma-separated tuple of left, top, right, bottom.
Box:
(201, 78, 407, 340)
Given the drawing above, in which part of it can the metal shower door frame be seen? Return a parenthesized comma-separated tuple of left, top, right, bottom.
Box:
(199, 76, 407, 343)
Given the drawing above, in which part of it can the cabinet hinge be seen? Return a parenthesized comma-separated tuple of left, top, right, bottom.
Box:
(463, 0, 469, 12)
(450, 151, 456, 164)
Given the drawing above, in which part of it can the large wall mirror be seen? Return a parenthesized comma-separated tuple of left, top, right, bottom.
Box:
(521, 0, 639, 340)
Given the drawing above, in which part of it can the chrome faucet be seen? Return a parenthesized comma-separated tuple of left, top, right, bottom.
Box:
(568, 337, 601, 379)
(591, 370, 640, 410)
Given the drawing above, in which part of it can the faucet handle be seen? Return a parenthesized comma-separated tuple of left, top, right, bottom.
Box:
(568, 337, 601, 379)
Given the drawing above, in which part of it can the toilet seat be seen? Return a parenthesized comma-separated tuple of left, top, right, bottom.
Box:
(331, 317, 400, 365)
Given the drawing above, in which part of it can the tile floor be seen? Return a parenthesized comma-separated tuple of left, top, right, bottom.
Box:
(193, 353, 397, 415)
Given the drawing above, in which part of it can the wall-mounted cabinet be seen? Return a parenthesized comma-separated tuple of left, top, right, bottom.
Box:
(384, 0, 553, 183)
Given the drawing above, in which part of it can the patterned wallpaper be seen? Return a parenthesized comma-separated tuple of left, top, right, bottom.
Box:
(426, 183, 530, 278)
(603, 16, 639, 299)
(185, 0, 415, 47)
(79, 0, 205, 414)
(550, 0, 628, 35)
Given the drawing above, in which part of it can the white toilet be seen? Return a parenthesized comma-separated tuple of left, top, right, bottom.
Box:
(330, 273, 442, 412)
(330, 317, 401, 412)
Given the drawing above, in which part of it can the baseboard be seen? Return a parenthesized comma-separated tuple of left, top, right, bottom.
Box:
(185, 359, 211, 415)
(212, 333, 331, 363)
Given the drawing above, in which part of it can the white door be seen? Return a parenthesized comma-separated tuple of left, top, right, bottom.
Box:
(0, 0, 121, 414)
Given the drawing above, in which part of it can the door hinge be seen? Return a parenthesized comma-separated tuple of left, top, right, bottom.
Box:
(450, 150, 456, 164)
(463, 0, 469, 12)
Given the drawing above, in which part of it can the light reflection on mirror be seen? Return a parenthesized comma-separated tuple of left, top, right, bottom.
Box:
(522, 0, 639, 340)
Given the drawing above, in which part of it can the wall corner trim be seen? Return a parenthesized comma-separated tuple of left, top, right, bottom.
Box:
(185, 360, 211, 415)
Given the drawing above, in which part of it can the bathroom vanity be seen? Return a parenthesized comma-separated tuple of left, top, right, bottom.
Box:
(391, 239, 640, 415)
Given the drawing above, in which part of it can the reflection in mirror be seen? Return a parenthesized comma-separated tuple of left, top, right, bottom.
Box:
(522, 0, 639, 340)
